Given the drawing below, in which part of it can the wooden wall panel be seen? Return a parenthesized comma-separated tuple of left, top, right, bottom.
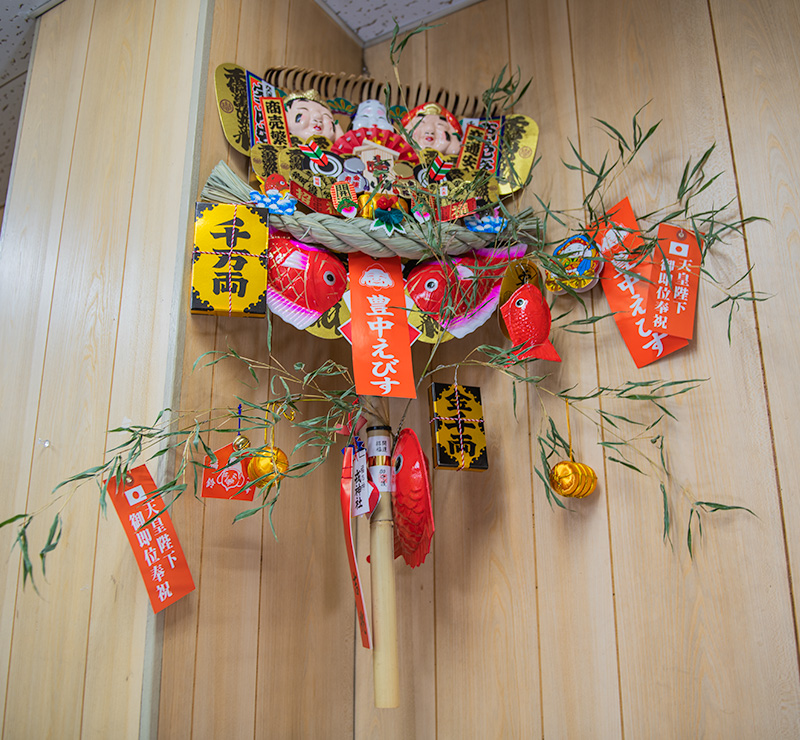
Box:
(0, 1, 94, 729)
(81, 0, 208, 734)
(0, 0, 206, 735)
(156, 0, 246, 732)
(424, 3, 542, 737)
(3, 0, 157, 736)
(570, 0, 800, 735)
(508, 0, 623, 736)
(0, 0, 208, 736)
(711, 0, 800, 643)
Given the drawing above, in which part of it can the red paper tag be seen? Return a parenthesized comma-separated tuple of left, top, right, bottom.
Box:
(260, 96, 290, 147)
(201, 442, 255, 501)
(340, 447, 372, 648)
(348, 254, 416, 398)
(602, 259, 689, 367)
(434, 198, 477, 222)
(593, 199, 688, 367)
(644, 223, 701, 340)
(338, 310, 421, 346)
(289, 181, 337, 215)
(107, 465, 195, 613)
(456, 124, 486, 171)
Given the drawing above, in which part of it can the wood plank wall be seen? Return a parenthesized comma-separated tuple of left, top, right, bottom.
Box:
(2, 0, 800, 737)
(0, 0, 209, 736)
(363, 0, 800, 737)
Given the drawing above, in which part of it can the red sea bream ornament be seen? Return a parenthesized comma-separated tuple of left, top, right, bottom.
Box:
(266, 231, 347, 329)
(405, 246, 526, 339)
(391, 429, 434, 568)
(500, 283, 561, 362)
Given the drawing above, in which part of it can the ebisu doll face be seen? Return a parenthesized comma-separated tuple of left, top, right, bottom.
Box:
(286, 99, 340, 142)
(407, 112, 461, 155)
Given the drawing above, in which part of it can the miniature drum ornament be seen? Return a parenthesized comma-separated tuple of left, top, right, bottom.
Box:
(247, 446, 289, 486)
(549, 461, 597, 498)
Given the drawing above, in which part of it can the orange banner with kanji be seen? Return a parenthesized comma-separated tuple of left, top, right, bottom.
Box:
(348, 253, 416, 398)
(107, 464, 195, 613)
(594, 199, 689, 367)
(644, 223, 701, 340)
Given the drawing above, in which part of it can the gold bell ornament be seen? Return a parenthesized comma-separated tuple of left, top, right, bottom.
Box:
(232, 434, 251, 452)
(548, 400, 598, 498)
(246, 407, 289, 487)
(247, 447, 289, 486)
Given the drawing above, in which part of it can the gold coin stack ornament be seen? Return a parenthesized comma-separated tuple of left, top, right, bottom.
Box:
(549, 461, 597, 498)
(548, 399, 598, 498)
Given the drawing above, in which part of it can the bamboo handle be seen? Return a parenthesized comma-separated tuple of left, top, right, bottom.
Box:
(367, 424, 400, 708)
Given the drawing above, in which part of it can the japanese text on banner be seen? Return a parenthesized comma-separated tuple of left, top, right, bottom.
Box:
(593, 198, 688, 367)
(107, 465, 195, 613)
(644, 223, 701, 340)
(349, 253, 416, 399)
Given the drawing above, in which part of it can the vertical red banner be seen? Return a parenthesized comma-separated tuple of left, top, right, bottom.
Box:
(348, 253, 416, 399)
(593, 199, 689, 367)
(340, 447, 372, 649)
(645, 223, 701, 339)
(107, 464, 195, 613)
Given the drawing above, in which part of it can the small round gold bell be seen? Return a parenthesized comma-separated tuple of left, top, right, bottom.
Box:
(247, 446, 289, 487)
(233, 434, 251, 451)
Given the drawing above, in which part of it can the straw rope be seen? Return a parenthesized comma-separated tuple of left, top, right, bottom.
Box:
(266, 212, 495, 258)
(200, 160, 540, 258)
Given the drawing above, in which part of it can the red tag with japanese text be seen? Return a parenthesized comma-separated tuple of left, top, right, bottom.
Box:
(593, 199, 688, 367)
(201, 442, 255, 501)
(341, 447, 372, 648)
(644, 223, 701, 340)
(349, 253, 416, 398)
(107, 465, 195, 613)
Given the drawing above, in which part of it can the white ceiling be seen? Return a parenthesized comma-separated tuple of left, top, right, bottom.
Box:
(315, 0, 482, 45)
(0, 0, 481, 210)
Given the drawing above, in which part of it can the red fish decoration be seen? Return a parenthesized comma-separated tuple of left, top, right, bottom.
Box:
(266, 231, 348, 329)
(500, 283, 561, 362)
(405, 246, 526, 338)
(391, 428, 434, 568)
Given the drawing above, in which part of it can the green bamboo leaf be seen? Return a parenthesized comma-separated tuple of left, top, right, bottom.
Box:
(694, 501, 756, 517)
(51, 464, 110, 494)
(233, 506, 264, 523)
(599, 410, 645, 427)
(39, 514, 63, 577)
(608, 456, 644, 474)
(661, 483, 670, 544)
(594, 117, 630, 152)
(0, 513, 31, 529)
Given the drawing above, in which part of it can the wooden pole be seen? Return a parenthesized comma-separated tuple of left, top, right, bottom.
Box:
(366, 422, 400, 708)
